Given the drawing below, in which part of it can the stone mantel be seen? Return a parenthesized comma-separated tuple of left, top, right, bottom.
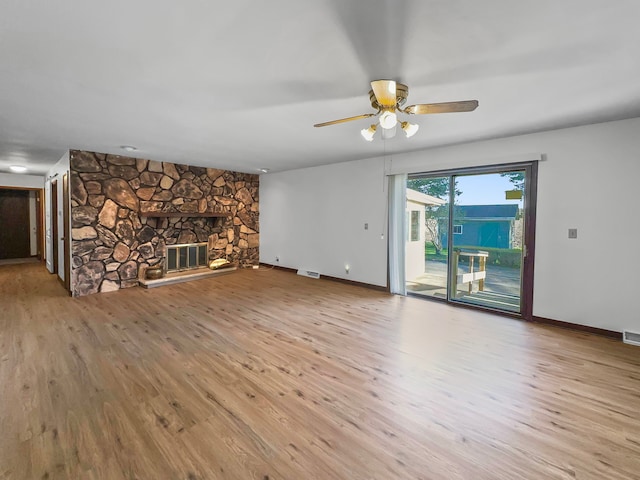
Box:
(139, 212, 232, 218)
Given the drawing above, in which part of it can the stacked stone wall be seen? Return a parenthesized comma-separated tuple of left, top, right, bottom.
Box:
(70, 150, 259, 296)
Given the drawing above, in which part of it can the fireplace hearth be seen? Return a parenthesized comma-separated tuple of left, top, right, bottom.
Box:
(139, 263, 238, 289)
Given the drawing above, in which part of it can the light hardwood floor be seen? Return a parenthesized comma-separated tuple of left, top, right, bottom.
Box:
(1, 263, 639, 479)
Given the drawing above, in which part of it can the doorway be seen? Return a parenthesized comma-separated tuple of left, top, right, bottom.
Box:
(405, 162, 537, 319)
(0, 189, 30, 259)
(51, 179, 59, 274)
(0, 187, 44, 262)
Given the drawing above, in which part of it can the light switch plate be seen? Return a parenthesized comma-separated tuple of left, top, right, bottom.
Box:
(568, 228, 578, 239)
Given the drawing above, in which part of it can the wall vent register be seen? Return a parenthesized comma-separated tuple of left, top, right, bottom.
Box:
(623, 330, 640, 346)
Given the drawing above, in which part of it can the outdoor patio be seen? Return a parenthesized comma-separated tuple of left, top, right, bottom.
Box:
(406, 259, 521, 312)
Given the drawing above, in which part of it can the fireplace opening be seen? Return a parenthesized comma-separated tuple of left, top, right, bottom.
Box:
(166, 242, 208, 273)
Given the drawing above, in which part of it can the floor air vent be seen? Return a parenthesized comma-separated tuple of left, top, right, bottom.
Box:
(623, 330, 640, 346)
(297, 269, 320, 279)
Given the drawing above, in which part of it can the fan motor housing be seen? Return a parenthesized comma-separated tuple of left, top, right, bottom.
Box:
(369, 83, 408, 109)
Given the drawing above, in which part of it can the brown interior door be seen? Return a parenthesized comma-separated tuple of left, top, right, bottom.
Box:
(51, 180, 59, 274)
(0, 189, 31, 259)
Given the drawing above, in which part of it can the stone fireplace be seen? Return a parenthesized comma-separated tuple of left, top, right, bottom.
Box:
(70, 150, 259, 296)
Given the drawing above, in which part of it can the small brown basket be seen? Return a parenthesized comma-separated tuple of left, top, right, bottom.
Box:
(145, 264, 164, 280)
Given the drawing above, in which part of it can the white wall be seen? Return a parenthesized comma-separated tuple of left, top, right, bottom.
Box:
(261, 117, 640, 333)
(45, 152, 70, 280)
(260, 157, 388, 286)
(0, 173, 44, 189)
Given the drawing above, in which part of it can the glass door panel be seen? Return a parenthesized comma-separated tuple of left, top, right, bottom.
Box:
(405, 176, 450, 300)
(449, 171, 524, 313)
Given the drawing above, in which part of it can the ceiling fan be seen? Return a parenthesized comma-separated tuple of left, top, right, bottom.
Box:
(314, 80, 478, 141)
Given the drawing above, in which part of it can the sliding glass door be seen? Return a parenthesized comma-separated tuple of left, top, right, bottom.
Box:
(449, 171, 524, 312)
(405, 163, 536, 318)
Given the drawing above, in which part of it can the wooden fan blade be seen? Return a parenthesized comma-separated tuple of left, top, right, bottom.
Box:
(404, 100, 479, 115)
(313, 113, 375, 128)
(371, 80, 397, 107)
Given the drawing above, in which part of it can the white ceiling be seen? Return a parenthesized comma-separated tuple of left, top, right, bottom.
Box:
(1, 0, 640, 176)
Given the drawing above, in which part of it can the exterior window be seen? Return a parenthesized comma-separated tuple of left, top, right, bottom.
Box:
(410, 211, 420, 241)
(453, 224, 463, 235)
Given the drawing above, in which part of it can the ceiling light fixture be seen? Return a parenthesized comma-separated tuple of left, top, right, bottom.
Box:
(360, 124, 377, 142)
(386, 80, 396, 95)
(9, 165, 27, 173)
(120, 145, 137, 152)
(315, 79, 479, 143)
(381, 124, 397, 140)
(259, 168, 270, 173)
(401, 121, 419, 138)
(378, 110, 397, 130)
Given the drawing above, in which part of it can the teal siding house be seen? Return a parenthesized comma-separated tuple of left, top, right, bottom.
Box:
(441, 204, 519, 249)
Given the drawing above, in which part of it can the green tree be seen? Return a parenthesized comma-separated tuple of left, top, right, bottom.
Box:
(406, 177, 461, 199)
(501, 171, 525, 190)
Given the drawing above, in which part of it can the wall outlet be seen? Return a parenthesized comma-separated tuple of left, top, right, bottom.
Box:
(568, 228, 578, 239)
(364, 223, 368, 230)
(275, 256, 280, 262)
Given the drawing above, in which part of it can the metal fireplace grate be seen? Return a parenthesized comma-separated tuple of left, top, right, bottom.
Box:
(166, 242, 208, 273)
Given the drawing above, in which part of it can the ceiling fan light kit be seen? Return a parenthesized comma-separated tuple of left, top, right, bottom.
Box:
(379, 110, 398, 129)
(314, 79, 478, 141)
(360, 124, 377, 142)
(401, 121, 419, 138)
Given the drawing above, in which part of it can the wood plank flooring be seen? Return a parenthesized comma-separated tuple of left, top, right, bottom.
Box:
(1, 263, 639, 479)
